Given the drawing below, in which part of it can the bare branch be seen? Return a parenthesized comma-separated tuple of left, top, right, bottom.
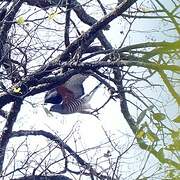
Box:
(11, 130, 112, 179)
(0, 99, 23, 172)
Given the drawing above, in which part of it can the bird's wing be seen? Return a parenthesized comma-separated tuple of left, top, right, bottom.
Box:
(44, 74, 88, 104)
(64, 74, 88, 98)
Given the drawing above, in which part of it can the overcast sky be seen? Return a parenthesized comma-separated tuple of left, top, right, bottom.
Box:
(0, 0, 178, 179)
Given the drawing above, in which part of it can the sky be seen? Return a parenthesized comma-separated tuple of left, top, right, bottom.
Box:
(0, 0, 179, 179)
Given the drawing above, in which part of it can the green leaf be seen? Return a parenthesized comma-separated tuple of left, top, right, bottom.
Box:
(168, 143, 180, 151)
(137, 106, 155, 125)
(12, 86, 22, 94)
(136, 129, 145, 139)
(171, 130, 180, 141)
(137, 109, 147, 124)
(153, 113, 166, 121)
(16, 16, 25, 25)
(146, 130, 159, 142)
(155, 123, 163, 131)
(48, 11, 58, 20)
(168, 130, 180, 151)
(173, 115, 180, 123)
(158, 148, 165, 162)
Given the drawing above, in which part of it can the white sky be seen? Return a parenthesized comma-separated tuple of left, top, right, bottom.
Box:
(0, 0, 179, 179)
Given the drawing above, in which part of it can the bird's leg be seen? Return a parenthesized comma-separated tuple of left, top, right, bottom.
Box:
(79, 110, 100, 119)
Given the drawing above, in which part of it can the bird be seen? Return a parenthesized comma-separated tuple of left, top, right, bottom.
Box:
(44, 74, 87, 104)
(49, 96, 91, 114)
(49, 83, 100, 114)
(44, 74, 93, 114)
(45, 73, 100, 114)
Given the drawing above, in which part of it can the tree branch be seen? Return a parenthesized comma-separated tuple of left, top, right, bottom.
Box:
(27, 0, 138, 80)
(0, 109, 8, 119)
(11, 175, 72, 180)
(113, 68, 180, 170)
(0, 99, 23, 172)
(0, 0, 23, 63)
(11, 130, 111, 179)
